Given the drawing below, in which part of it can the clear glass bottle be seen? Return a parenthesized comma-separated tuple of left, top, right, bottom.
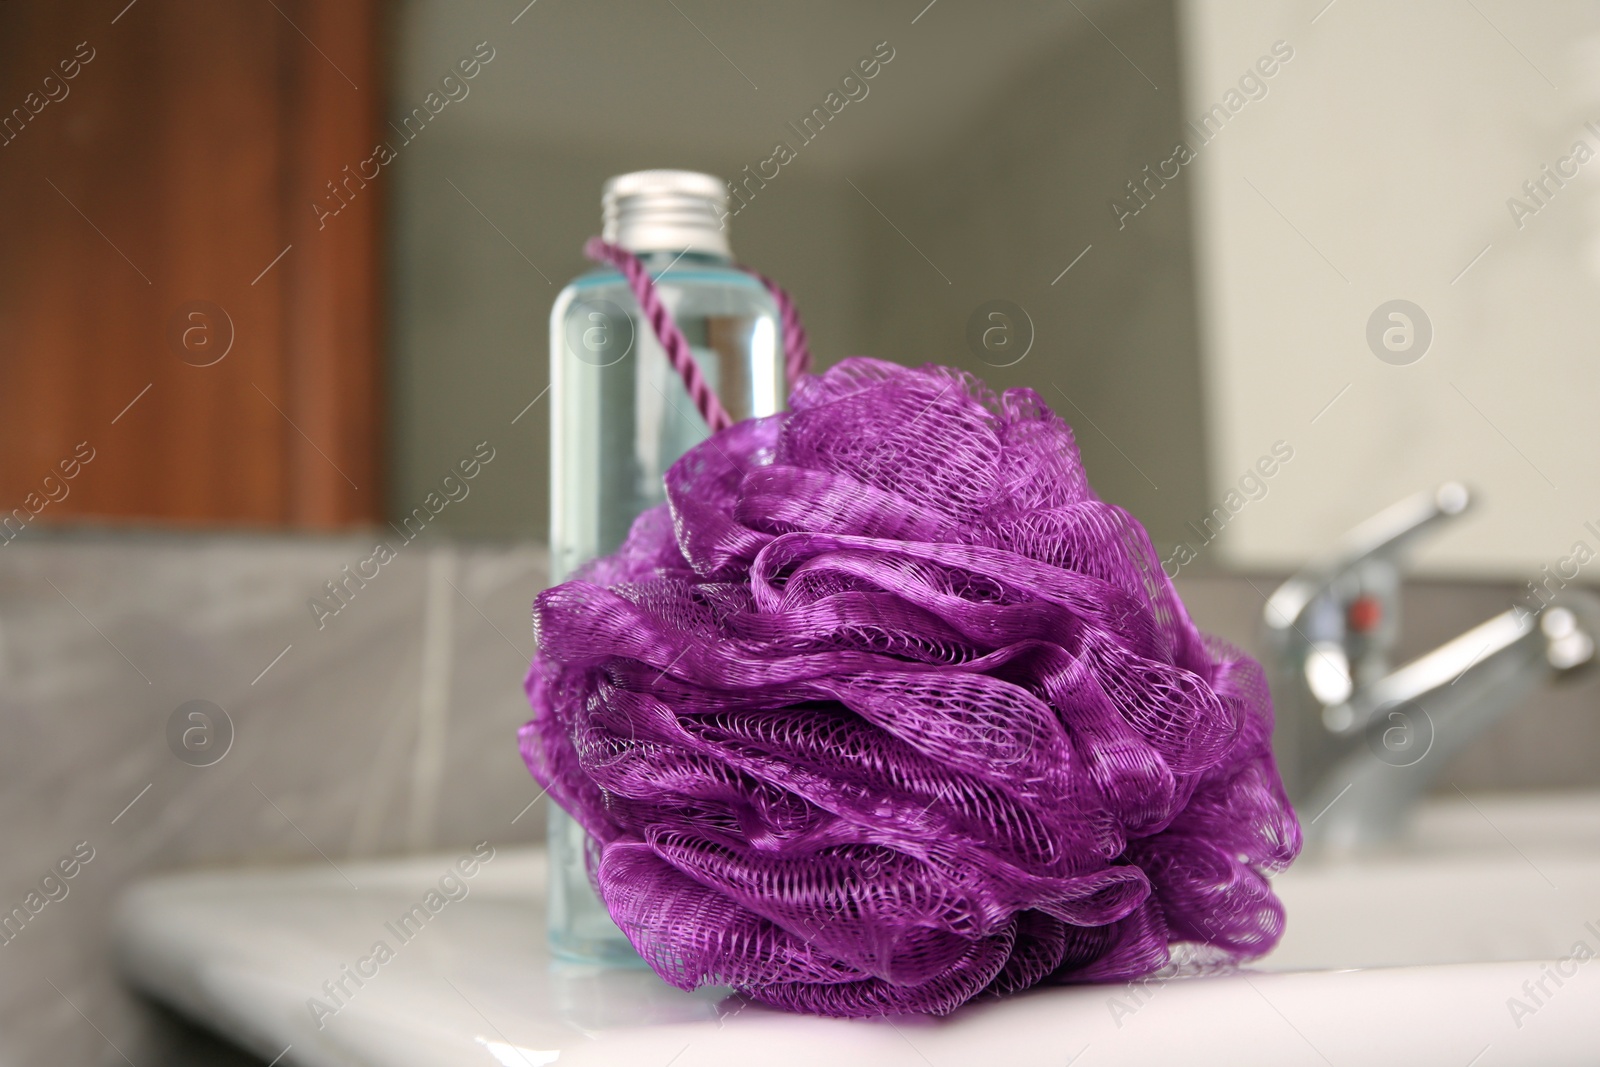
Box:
(548, 170, 785, 963)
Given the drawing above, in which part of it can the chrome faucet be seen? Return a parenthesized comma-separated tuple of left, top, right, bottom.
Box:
(1261, 483, 1599, 856)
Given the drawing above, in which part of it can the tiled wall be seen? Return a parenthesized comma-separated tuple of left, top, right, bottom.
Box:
(0, 533, 549, 1065)
(1176, 572, 1600, 794)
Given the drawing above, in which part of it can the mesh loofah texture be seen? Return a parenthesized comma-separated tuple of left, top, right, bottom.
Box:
(520, 359, 1301, 1018)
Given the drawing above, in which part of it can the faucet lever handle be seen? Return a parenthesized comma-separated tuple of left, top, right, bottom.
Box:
(1336, 481, 1470, 571)
(1265, 482, 1470, 635)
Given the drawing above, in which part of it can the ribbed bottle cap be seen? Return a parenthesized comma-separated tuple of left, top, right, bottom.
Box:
(602, 170, 731, 256)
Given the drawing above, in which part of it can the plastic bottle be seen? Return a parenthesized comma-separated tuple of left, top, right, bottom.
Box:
(547, 169, 785, 962)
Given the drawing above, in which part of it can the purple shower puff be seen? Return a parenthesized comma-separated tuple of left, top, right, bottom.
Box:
(520, 358, 1301, 1018)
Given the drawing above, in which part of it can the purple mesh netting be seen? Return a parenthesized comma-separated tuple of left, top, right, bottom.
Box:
(519, 358, 1301, 1018)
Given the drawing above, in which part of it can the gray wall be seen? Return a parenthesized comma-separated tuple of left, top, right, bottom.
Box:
(852, 0, 1209, 548)
(0, 535, 547, 1064)
(386, 0, 1208, 549)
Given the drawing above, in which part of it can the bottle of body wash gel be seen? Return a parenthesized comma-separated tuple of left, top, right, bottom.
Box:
(548, 170, 785, 963)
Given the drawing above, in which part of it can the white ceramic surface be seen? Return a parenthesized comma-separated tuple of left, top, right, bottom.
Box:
(114, 795, 1600, 1066)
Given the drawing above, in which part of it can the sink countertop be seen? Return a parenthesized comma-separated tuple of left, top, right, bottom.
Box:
(115, 794, 1600, 1067)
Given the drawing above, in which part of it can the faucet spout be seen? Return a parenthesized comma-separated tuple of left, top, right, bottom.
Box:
(1264, 483, 1600, 857)
(1264, 483, 1474, 801)
(1302, 600, 1593, 856)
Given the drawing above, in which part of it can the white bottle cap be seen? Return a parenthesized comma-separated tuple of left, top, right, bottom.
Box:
(602, 170, 731, 256)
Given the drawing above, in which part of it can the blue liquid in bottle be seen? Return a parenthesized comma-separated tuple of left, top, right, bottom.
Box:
(547, 170, 785, 963)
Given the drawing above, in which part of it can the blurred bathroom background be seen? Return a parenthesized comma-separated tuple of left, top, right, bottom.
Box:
(3, 0, 1599, 1062)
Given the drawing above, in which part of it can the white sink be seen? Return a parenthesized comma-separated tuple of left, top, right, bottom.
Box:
(114, 794, 1600, 1067)
(1268, 854, 1600, 972)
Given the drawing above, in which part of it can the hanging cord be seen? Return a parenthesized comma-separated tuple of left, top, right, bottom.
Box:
(583, 238, 812, 432)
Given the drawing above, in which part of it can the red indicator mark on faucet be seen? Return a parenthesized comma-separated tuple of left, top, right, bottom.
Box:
(1347, 596, 1383, 633)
